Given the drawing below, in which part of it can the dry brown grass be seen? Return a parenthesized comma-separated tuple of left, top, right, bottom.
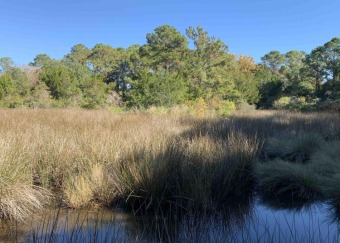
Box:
(0, 109, 197, 217)
(0, 108, 339, 219)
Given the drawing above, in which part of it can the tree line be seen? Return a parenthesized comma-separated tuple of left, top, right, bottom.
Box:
(0, 25, 339, 111)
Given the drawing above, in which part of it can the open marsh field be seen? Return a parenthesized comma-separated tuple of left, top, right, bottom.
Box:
(0, 109, 340, 241)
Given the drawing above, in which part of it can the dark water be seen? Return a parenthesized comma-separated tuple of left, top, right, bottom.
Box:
(1, 198, 340, 242)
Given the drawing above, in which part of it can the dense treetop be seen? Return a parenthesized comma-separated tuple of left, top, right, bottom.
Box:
(0, 25, 339, 112)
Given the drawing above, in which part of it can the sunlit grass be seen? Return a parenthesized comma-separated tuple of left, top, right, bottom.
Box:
(0, 108, 339, 221)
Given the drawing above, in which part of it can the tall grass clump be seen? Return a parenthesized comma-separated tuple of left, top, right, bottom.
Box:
(256, 159, 322, 200)
(181, 133, 259, 209)
(309, 141, 340, 202)
(0, 136, 50, 222)
(112, 134, 185, 212)
(262, 132, 325, 163)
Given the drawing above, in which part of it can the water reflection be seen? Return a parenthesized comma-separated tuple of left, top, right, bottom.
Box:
(1, 197, 340, 242)
(256, 190, 319, 212)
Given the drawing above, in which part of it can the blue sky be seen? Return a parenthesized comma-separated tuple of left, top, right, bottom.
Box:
(0, 0, 339, 65)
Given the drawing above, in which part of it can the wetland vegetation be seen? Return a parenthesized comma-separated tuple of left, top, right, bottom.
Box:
(0, 24, 339, 242)
(0, 109, 339, 222)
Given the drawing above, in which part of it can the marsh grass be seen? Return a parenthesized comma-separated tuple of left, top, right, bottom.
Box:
(0, 109, 339, 221)
(0, 135, 50, 222)
(262, 132, 325, 163)
(256, 129, 340, 201)
(256, 159, 322, 200)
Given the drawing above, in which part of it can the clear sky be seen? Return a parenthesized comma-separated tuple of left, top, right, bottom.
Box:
(0, 0, 339, 66)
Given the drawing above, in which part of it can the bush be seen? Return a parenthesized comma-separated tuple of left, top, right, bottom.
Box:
(273, 96, 290, 110)
(190, 97, 208, 117)
(108, 106, 125, 114)
(235, 99, 256, 111)
(0, 94, 25, 108)
(187, 97, 236, 118)
(317, 99, 340, 112)
(273, 96, 307, 111)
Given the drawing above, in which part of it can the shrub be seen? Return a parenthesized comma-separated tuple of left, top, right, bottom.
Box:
(273, 96, 307, 111)
(273, 96, 291, 110)
(216, 99, 237, 116)
(235, 99, 256, 111)
(108, 106, 125, 114)
(317, 99, 340, 112)
(191, 97, 208, 118)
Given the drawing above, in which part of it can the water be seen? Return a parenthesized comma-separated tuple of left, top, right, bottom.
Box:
(1, 198, 340, 242)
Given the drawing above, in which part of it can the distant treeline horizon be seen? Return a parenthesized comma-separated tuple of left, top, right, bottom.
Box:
(0, 25, 339, 111)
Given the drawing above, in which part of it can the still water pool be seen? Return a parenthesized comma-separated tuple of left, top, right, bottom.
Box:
(1, 197, 339, 242)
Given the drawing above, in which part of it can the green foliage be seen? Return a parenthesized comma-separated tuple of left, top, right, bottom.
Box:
(233, 72, 260, 104)
(65, 44, 91, 65)
(80, 76, 107, 109)
(180, 97, 237, 118)
(126, 71, 188, 108)
(0, 73, 14, 99)
(10, 67, 31, 96)
(257, 71, 284, 107)
(30, 54, 53, 68)
(317, 99, 340, 111)
(272, 96, 291, 109)
(273, 96, 307, 111)
(323, 37, 340, 81)
(108, 106, 125, 114)
(141, 25, 188, 72)
(296, 81, 315, 97)
(207, 98, 236, 116)
(39, 61, 81, 100)
(0, 65, 32, 107)
(261, 51, 284, 74)
(184, 26, 232, 101)
(3, 94, 25, 108)
(322, 79, 340, 99)
(28, 82, 52, 108)
(88, 44, 123, 74)
(235, 99, 256, 110)
(0, 57, 14, 73)
(1, 32, 339, 111)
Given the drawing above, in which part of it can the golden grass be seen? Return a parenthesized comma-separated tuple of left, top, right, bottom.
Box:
(0, 134, 50, 221)
(0, 108, 339, 219)
(0, 109, 198, 217)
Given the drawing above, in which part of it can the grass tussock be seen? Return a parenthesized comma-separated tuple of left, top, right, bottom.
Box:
(263, 132, 325, 163)
(0, 139, 50, 221)
(256, 137, 340, 201)
(0, 109, 339, 220)
(256, 159, 321, 200)
(182, 133, 259, 209)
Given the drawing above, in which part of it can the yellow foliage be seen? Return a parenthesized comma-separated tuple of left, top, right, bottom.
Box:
(237, 54, 260, 73)
(191, 97, 208, 118)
